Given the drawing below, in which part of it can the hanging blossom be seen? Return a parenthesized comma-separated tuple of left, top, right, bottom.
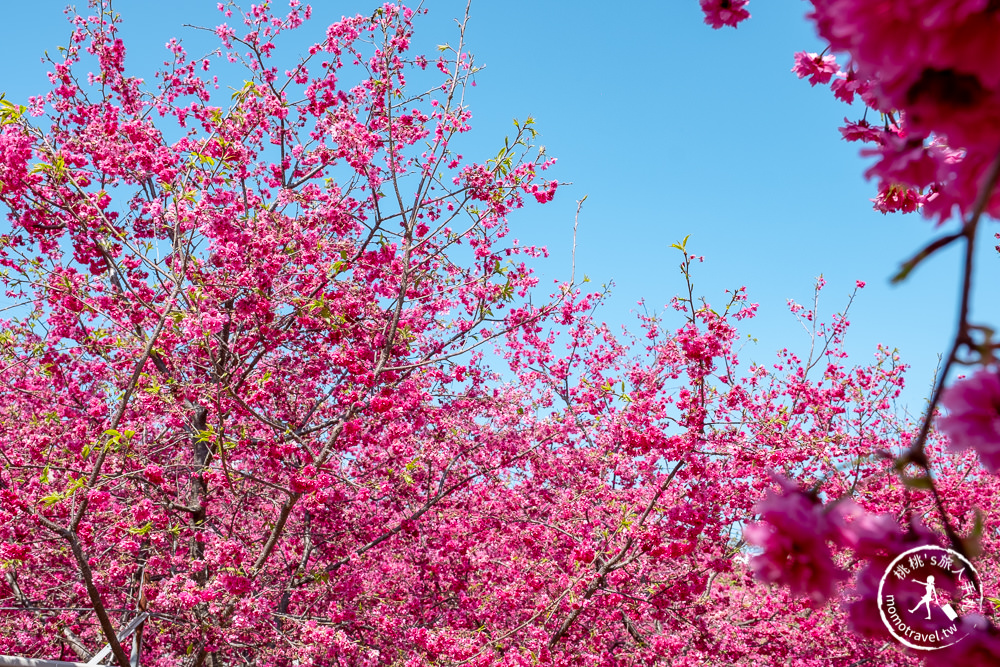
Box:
(700, 0, 750, 29)
(830, 67, 869, 104)
(807, 0, 1000, 150)
(938, 368, 1000, 474)
(872, 183, 924, 214)
(792, 51, 839, 87)
(806, 0, 1000, 222)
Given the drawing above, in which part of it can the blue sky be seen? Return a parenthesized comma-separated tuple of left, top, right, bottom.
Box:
(2, 0, 996, 416)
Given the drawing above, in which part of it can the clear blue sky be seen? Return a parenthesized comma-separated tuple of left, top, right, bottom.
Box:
(3, 1, 996, 416)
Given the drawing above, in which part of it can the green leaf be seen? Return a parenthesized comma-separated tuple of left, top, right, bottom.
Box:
(191, 152, 216, 167)
(128, 522, 152, 535)
(671, 234, 691, 253)
(0, 98, 26, 126)
(901, 474, 933, 490)
(64, 476, 86, 496)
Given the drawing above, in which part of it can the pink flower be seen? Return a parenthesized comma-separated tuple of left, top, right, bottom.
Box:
(792, 51, 839, 87)
(700, 0, 750, 30)
(807, 0, 1000, 222)
(863, 135, 959, 191)
(0, 542, 29, 563)
(939, 369, 1000, 474)
(924, 616, 1000, 667)
(370, 396, 393, 413)
(743, 478, 846, 604)
(837, 512, 942, 640)
(836, 503, 910, 558)
(144, 464, 165, 485)
(219, 572, 252, 596)
(838, 119, 886, 144)
(830, 68, 868, 104)
(289, 470, 321, 494)
(871, 183, 924, 214)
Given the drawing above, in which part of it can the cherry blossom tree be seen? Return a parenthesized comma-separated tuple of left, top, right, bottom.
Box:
(703, 2, 1000, 665)
(1, 2, 999, 667)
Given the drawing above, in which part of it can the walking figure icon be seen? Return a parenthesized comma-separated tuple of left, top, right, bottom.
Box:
(909, 575, 939, 620)
(877, 545, 983, 651)
(908, 575, 959, 621)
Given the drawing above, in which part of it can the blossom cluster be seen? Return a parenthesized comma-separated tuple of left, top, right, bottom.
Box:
(703, 4, 1000, 664)
(805, 1, 1000, 222)
(0, 2, 999, 666)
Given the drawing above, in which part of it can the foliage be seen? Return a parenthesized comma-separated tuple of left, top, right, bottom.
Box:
(0, 2, 998, 667)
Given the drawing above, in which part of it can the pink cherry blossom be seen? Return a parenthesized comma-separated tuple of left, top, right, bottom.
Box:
(830, 68, 869, 104)
(743, 479, 847, 604)
(3, 3, 1000, 666)
(804, 0, 1000, 222)
(923, 616, 1000, 667)
(792, 51, 839, 87)
(938, 368, 1000, 473)
(700, 0, 750, 30)
(838, 511, 943, 641)
(838, 118, 890, 144)
(871, 183, 924, 214)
